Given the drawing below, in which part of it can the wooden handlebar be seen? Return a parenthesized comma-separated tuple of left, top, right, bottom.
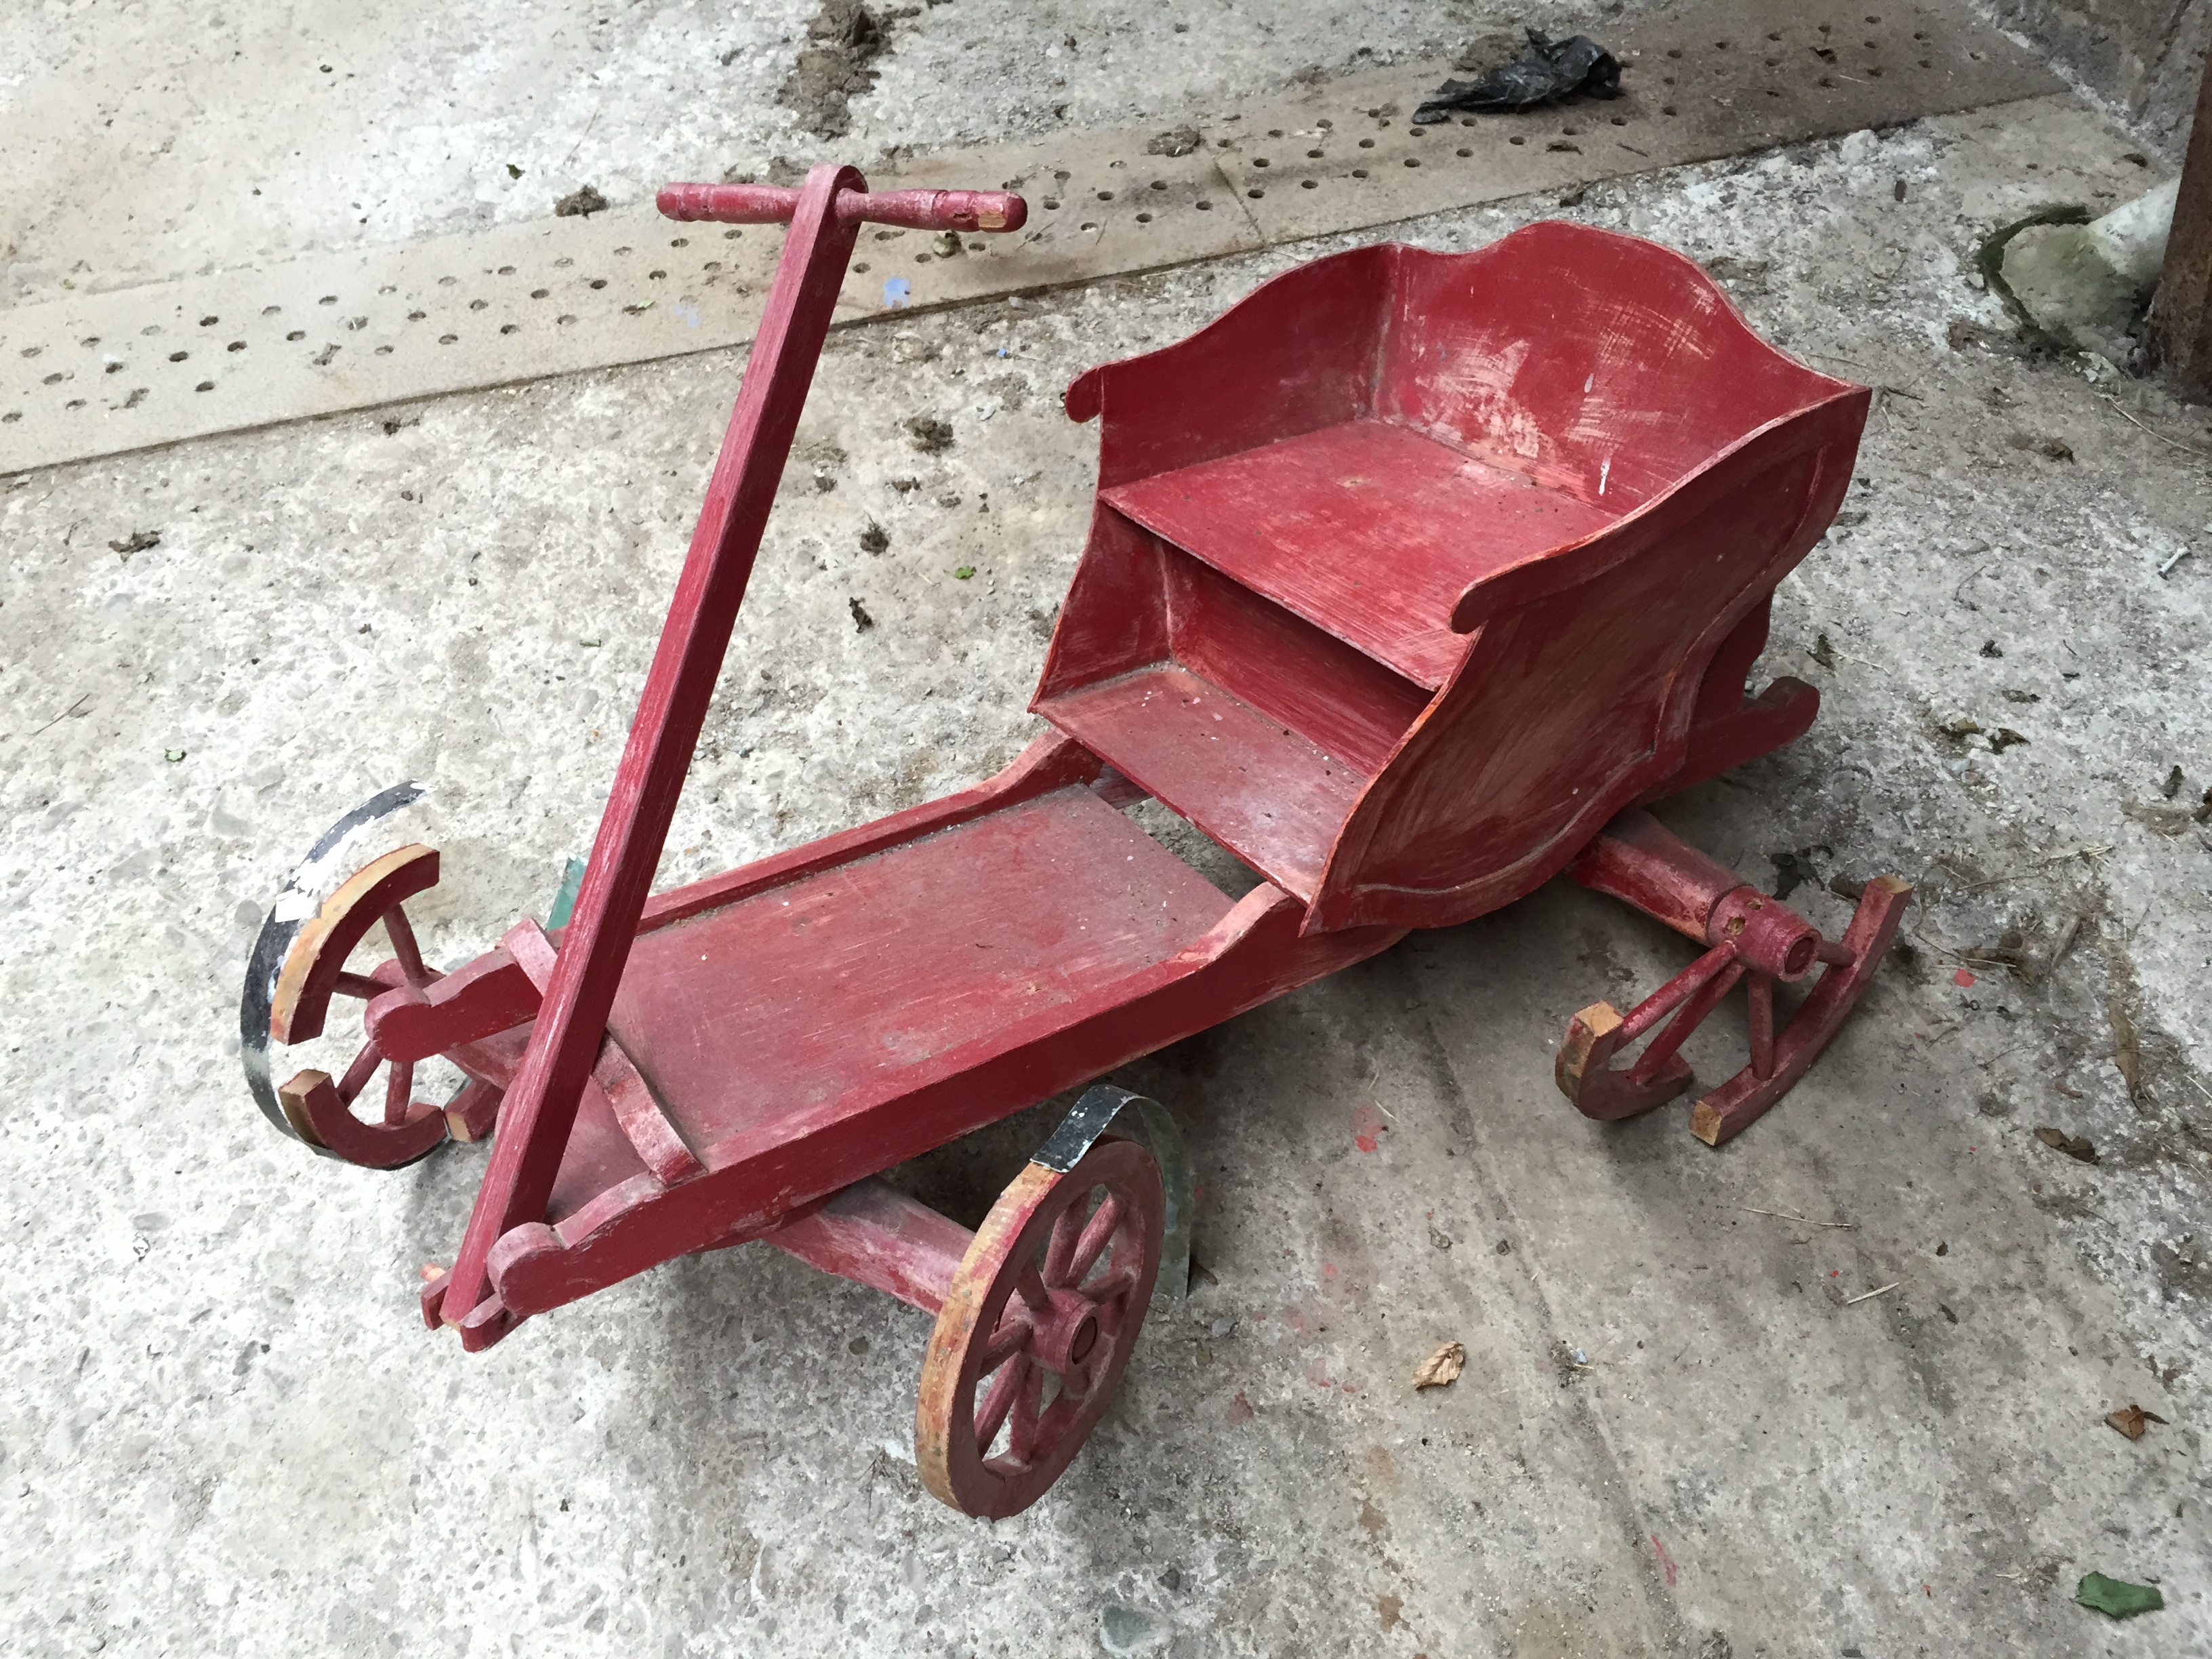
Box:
(657, 182, 1027, 234)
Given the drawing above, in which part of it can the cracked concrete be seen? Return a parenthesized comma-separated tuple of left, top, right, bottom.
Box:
(4, 7, 2212, 1659)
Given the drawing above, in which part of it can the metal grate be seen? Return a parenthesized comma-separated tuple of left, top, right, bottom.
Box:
(0, 0, 2056, 476)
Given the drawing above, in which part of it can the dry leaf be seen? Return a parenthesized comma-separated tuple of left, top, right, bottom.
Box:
(1412, 1341, 1465, 1390)
(2104, 1404, 2167, 1441)
(2033, 1125, 2097, 1162)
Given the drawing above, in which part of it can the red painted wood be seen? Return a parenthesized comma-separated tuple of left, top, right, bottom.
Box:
(658, 182, 1026, 234)
(1105, 420, 1616, 688)
(1029, 504, 1175, 706)
(276, 1069, 447, 1168)
(606, 784, 1231, 1155)
(1042, 666, 1363, 901)
(1067, 244, 1391, 489)
(1689, 877, 1910, 1145)
(269, 846, 439, 1044)
(1307, 409, 1860, 934)
(1641, 599, 1820, 805)
(762, 1177, 972, 1315)
(1047, 224, 1863, 938)
(633, 731, 1101, 933)
(1374, 224, 1844, 514)
(440, 163, 872, 1327)
(503, 918, 703, 1185)
(1160, 543, 1431, 777)
(364, 948, 537, 1063)
(1564, 807, 1746, 939)
(1557, 808, 1911, 1134)
(489, 883, 1399, 1319)
(369, 216, 1888, 1364)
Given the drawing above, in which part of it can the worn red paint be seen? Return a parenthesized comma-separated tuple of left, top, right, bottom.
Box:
(1351, 1103, 1385, 1152)
(1226, 1391, 1256, 1425)
(1952, 968, 1977, 987)
(1650, 1532, 1679, 1587)
(253, 182, 1899, 1521)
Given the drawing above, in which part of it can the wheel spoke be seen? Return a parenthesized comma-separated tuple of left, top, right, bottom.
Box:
(1013, 1258, 1050, 1315)
(980, 1313, 1031, 1374)
(1629, 960, 1746, 1085)
(336, 1041, 382, 1107)
(1619, 943, 1736, 1042)
(1084, 1265, 1139, 1308)
(1042, 1204, 1084, 1288)
(1067, 1193, 1123, 1286)
(974, 1351, 1029, 1453)
(382, 904, 432, 987)
(1746, 973, 1776, 1080)
(384, 1057, 415, 1126)
(333, 970, 387, 1001)
(1006, 1358, 1046, 1465)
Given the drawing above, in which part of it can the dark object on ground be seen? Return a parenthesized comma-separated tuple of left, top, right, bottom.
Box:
(779, 1, 886, 140)
(848, 596, 876, 632)
(555, 185, 609, 218)
(2076, 1572, 2163, 1618)
(904, 414, 954, 453)
(2104, 1404, 2167, 1439)
(108, 529, 161, 556)
(2034, 1125, 2097, 1162)
(1768, 848, 1827, 901)
(1147, 125, 1202, 158)
(1412, 30, 1620, 125)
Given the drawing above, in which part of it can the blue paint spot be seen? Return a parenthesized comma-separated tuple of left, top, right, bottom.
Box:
(882, 277, 911, 308)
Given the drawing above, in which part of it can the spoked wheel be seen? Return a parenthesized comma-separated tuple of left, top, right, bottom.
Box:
(1558, 875, 1913, 1145)
(916, 1137, 1164, 1519)
(253, 842, 485, 1168)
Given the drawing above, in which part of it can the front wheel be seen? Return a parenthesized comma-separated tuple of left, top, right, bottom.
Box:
(242, 788, 491, 1168)
(914, 1137, 1164, 1518)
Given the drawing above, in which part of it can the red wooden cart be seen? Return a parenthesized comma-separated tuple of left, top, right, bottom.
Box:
(240, 165, 1908, 1518)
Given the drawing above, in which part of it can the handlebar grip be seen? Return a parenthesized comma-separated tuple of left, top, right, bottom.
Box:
(849, 189, 1027, 233)
(657, 183, 801, 224)
(655, 183, 1026, 234)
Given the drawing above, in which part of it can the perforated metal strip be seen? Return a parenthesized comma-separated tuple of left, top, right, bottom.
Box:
(0, 0, 2056, 475)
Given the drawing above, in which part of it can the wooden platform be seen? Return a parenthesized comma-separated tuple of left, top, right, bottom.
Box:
(1103, 419, 1617, 688)
(587, 783, 1234, 1178)
(1042, 665, 1367, 901)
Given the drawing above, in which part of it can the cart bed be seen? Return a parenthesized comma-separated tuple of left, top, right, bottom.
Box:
(578, 782, 1233, 1193)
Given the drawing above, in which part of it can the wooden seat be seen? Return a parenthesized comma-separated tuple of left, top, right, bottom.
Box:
(1104, 419, 1616, 689)
(1034, 224, 1866, 935)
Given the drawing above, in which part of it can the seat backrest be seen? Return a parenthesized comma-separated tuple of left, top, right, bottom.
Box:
(1374, 223, 1843, 512)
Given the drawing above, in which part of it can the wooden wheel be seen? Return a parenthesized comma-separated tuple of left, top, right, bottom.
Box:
(1558, 875, 1912, 1145)
(916, 1137, 1164, 1519)
(261, 844, 468, 1168)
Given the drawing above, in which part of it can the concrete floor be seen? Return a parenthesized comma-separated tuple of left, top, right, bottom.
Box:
(5, 7, 2212, 1658)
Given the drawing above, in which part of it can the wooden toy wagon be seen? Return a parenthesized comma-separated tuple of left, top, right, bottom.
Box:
(241, 165, 1908, 1518)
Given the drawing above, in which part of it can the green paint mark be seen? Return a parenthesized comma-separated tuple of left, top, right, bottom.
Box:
(546, 856, 587, 930)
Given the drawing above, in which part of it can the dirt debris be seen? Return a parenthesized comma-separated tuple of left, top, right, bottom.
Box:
(780, 1, 889, 140)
